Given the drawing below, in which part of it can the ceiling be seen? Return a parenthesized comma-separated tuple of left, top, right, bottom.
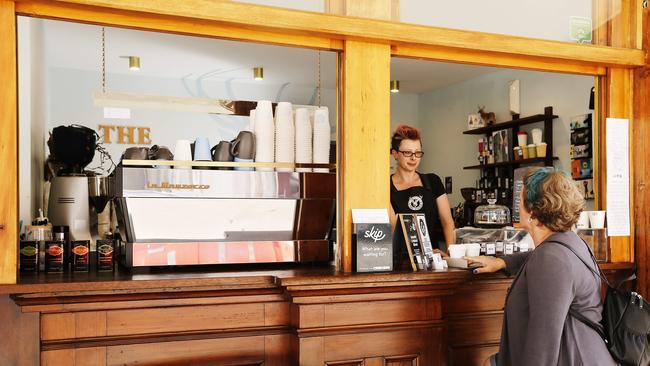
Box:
(30, 18, 499, 94)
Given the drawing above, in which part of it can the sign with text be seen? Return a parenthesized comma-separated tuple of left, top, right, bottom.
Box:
(98, 124, 152, 145)
(354, 223, 393, 272)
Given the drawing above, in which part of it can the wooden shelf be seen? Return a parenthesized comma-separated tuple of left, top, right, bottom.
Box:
(599, 262, 635, 271)
(121, 159, 336, 170)
(463, 112, 558, 135)
(463, 157, 558, 170)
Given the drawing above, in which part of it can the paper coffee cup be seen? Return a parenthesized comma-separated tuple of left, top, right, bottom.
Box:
(465, 243, 481, 257)
(536, 143, 547, 158)
(517, 132, 528, 147)
(527, 144, 537, 159)
(531, 128, 543, 145)
(576, 211, 590, 229)
(588, 211, 606, 229)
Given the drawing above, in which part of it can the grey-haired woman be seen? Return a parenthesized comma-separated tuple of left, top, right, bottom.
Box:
(468, 168, 615, 366)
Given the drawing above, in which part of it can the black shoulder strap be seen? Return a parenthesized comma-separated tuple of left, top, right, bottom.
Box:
(546, 240, 609, 341)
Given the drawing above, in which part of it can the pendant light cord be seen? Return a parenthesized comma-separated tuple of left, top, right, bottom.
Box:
(317, 50, 321, 107)
(101, 27, 106, 94)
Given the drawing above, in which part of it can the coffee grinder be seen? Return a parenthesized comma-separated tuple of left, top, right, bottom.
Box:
(47, 125, 112, 247)
(460, 187, 481, 227)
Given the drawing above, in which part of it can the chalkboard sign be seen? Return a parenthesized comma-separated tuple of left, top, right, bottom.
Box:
(353, 223, 393, 272)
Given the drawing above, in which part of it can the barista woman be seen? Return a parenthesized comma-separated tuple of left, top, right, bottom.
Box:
(389, 125, 455, 269)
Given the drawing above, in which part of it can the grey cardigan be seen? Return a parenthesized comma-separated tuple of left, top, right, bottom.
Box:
(497, 231, 616, 366)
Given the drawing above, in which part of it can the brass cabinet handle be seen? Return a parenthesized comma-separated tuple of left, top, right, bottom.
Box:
(0, 224, 4, 230)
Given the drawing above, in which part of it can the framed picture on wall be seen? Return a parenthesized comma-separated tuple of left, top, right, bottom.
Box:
(574, 179, 594, 199)
(491, 130, 511, 163)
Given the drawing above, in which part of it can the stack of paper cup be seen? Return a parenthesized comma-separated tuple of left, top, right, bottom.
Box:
(254, 100, 275, 171)
(173, 139, 192, 170)
(295, 108, 312, 173)
(312, 107, 331, 173)
(274, 102, 295, 172)
(246, 109, 256, 132)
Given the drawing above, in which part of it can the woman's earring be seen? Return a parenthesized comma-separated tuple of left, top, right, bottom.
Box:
(527, 217, 533, 223)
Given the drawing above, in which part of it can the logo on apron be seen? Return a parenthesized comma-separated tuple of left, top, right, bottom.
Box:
(407, 195, 423, 210)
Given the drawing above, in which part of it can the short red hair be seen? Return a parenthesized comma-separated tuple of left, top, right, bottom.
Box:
(391, 124, 421, 151)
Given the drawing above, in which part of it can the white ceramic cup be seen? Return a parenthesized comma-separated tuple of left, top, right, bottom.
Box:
(576, 211, 590, 229)
(531, 128, 543, 144)
(448, 244, 466, 259)
(588, 210, 606, 229)
(466, 243, 481, 257)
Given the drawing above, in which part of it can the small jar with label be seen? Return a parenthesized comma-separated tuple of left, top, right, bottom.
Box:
(71, 240, 90, 272)
(20, 240, 39, 273)
(45, 240, 65, 273)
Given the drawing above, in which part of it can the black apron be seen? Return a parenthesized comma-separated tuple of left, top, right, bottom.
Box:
(390, 174, 443, 270)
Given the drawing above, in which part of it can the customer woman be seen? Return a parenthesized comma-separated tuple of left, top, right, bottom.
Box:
(389, 124, 455, 269)
(467, 168, 615, 366)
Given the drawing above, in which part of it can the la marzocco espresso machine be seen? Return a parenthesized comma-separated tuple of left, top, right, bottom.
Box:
(114, 165, 335, 267)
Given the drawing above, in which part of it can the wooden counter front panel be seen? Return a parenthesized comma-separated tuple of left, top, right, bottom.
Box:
(444, 278, 510, 366)
(293, 298, 440, 329)
(42, 334, 290, 366)
(299, 328, 440, 365)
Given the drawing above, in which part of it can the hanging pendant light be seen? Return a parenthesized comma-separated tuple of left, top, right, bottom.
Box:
(253, 67, 264, 80)
(390, 80, 400, 93)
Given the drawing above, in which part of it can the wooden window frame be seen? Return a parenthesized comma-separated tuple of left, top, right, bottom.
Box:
(0, 0, 641, 281)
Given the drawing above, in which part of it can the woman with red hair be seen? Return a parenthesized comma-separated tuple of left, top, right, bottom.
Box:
(390, 124, 455, 269)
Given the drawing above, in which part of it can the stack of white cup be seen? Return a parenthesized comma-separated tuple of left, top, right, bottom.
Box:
(274, 102, 295, 172)
(246, 109, 256, 132)
(294, 108, 312, 173)
(312, 107, 331, 173)
(253, 100, 275, 171)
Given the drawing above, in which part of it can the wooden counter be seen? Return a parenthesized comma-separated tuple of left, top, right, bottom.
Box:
(0, 264, 632, 366)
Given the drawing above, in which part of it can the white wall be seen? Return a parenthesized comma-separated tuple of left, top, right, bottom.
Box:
(390, 92, 420, 173)
(17, 17, 47, 226)
(417, 69, 594, 207)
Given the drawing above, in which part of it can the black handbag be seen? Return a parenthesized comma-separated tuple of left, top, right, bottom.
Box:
(549, 240, 650, 366)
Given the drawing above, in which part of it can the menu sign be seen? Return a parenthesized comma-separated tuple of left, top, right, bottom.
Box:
(399, 214, 430, 271)
(354, 223, 393, 272)
(512, 167, 527, 223)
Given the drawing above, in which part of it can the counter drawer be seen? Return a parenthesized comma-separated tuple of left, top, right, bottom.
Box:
(41, 302, 289, 340)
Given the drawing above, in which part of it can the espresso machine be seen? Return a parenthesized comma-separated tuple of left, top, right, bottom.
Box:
(114, 165, 335, 267)
(47, 125, 113, 248)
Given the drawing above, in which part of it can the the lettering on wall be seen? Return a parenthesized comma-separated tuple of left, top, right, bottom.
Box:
(98, 125, 151, 145)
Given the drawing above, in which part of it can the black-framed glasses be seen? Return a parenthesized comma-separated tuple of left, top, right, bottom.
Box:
(398, 150, 424, 158)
